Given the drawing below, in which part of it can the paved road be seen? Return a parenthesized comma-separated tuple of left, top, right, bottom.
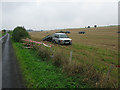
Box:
(0, 36, 2, 89)
(2, 34, 25, 88)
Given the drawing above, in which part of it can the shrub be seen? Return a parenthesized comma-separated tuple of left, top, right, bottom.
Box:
(12, 26, 30, 42)
(52, 50, 85, 76)
(2, 29, 6, 36)
(95, 73, 118, 88)
(36, 46, 51, 60)
(82, 65, 102, 85)
(63, 61, 84, 76)
(33, 44, 39, 51)
(52, 50, 69, 67)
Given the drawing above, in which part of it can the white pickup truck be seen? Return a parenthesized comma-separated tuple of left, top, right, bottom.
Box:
(52, 33, 72, 45)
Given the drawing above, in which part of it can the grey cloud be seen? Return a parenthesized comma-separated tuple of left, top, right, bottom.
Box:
(2, 1, 118, 30)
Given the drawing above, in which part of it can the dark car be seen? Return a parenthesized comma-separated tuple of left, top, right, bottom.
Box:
(79, 31, 85, 34)
(65, 31, 70, 34)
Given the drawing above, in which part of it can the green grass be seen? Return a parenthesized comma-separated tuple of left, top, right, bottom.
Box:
(72, 43, 118, 65)
(23, 26, 119, 87)
(2, 32, 6, 36)
(0, 32, 2, 37)
(12, 42, 91, 88)
(56, 43, 118, 80)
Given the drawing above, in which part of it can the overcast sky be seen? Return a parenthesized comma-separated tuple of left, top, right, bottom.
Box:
(0, 0, 119, 30)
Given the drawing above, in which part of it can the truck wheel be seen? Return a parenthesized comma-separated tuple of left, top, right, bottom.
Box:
(70, 42, 72, 45)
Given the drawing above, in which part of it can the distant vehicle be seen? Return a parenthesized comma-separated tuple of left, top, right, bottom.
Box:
(56, 31, 65, 33)
(79, 31, 85, 34)
(52, 33, 72, 45)
(27, 29, 33, 32)
(65, 31, 70, 34)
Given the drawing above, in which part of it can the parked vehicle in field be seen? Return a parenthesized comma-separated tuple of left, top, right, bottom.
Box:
(79, 31, 85, 34)
(56, 31, 65, 33)
(52, 33, 72, 45)
(65, 31, 70, 34)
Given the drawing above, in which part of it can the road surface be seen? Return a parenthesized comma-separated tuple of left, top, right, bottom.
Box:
(0, 35, 2, 89)
(2, 34, 25, 88)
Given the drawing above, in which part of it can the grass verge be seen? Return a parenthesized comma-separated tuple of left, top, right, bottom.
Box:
(12, 42, 91, 88)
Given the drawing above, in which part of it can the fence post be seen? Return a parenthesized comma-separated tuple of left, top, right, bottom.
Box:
(69, 51, 72, 64)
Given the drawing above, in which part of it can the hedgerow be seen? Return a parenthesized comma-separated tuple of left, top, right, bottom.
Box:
(12, 26, 30, 42)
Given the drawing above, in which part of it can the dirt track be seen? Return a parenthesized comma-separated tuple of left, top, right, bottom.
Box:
(2, 34, 25, 88)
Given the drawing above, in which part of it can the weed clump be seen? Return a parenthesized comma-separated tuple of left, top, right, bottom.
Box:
(36, 46, 51, 60)
(33, 45, 39, 51)
(52, 50, 69, 67)
(63, 61, 84, 76)
(95, 74, 118, 88)
(82, 65, 102, 85)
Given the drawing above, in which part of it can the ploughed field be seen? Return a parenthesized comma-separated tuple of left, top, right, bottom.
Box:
(29, 26, 118, 81)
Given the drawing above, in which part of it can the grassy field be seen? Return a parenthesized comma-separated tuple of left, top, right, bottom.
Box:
(13, 42, 92, 88)
(29, 26, 119, 82)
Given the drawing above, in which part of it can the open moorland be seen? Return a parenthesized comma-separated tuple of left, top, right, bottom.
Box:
(29, 26, 119, 85)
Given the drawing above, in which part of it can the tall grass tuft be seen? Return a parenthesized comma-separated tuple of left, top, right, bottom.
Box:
(96, 74, 118, 88)
(82, 65, 102, 85)
(62, 60, 84, 76)
(33, 45, 51, 61)
(52, 50, 69, 67)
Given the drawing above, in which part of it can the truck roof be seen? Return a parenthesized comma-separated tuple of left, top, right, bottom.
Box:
(55, 33, 66, 35)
